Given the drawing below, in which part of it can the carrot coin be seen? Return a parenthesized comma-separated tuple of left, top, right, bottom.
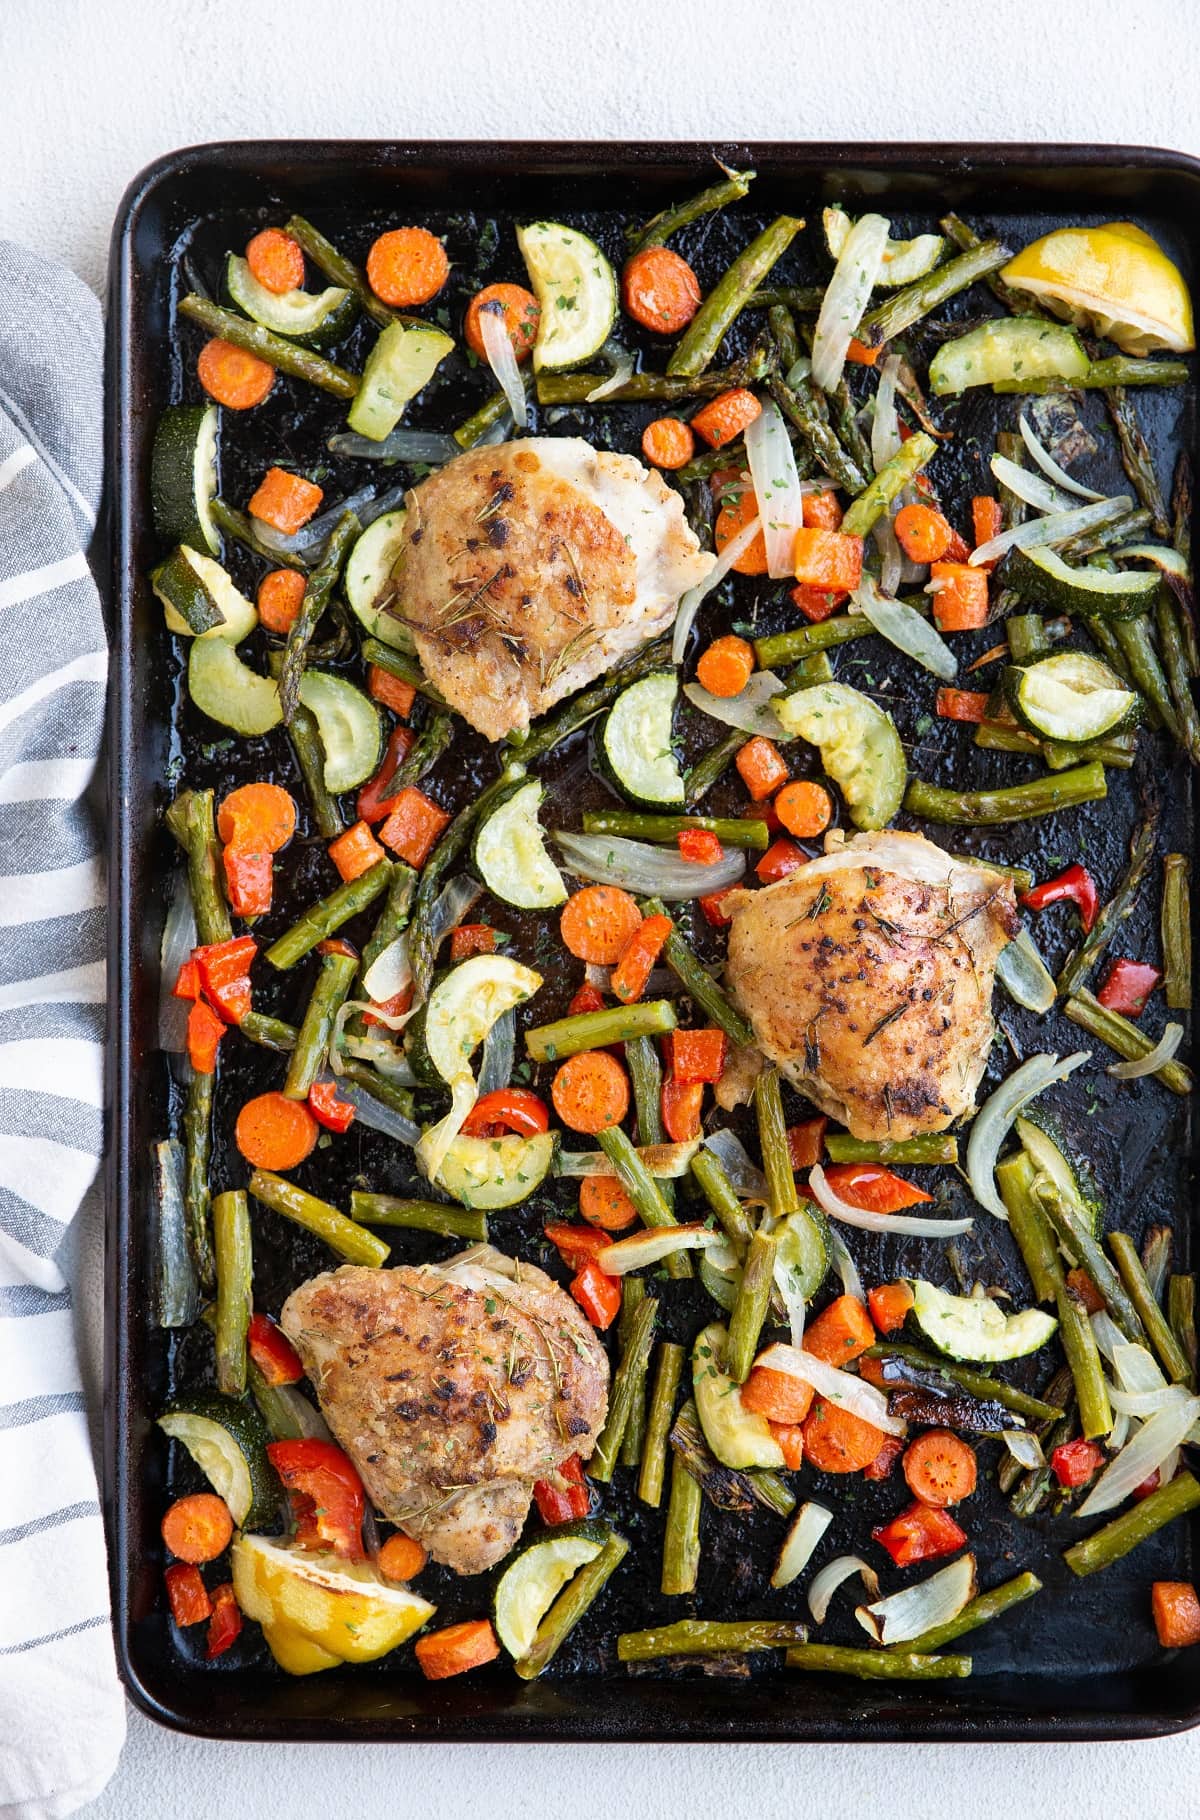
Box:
(712, 470, 767, 575)
(641, 417, 695, 470)
(774, 779, 833, 839)
(622, 247, 702, 335)
(246, 228, 305, 295)
(161, 1492, 234, 1564)
(559, 886, 643, 966)
(464, 283, 540, 363)
(579, 1175, 638, 1230)
(197, 338, 275, 410)
(551, 1051, 630, 1135)
(366, 227, 449, 307)
(235, 1092, 318, 1171)
(256, 568, 307, 634)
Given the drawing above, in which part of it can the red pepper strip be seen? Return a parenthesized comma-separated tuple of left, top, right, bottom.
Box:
(194, 936, 257, 1024)
(570, 1258, 621, 1329)
(821, 1163, 932, 1212)
(186, 998, 225, 1074)
(362, 985, 413, 1030)
(543, 1221, 610, 1271)
(173, 959, 200, 1000)
(307, 1078, 357, 1134)
(862, 1435, 905, 1482)
(872, 1501, 966, 1567)
(460, 1088, 550, 1140)
(164, 1561, 211, 1627)
(247, 1312, 304, 1386)
(786, 1117, 827, 1170)
(533, 1455, 591, 1525)
(267, 1438, 366, 1559)
(1051, 1437, 1106, 1489)
(1020, 864, 1099, 934)
(569, 981, 606, 1017)
(661, 1075, 704, 1142)
(756, 837, 806, 884)
(1096, 957, 1162, 1019)
(677, 828, 724, 865)
(206, 1582, 243, 1659)
(357, 723, 416, 824)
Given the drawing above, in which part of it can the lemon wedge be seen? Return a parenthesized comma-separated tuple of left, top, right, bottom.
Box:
(1001, 222, 1194, 356)
(232, 1533, 436, 1675)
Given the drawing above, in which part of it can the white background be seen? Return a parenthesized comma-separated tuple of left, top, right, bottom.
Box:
(3, 0, 1198, 1813)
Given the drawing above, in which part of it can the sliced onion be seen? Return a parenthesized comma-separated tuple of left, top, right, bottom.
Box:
(856, 1553, 976, 1646)
(968, 495, 1132, 568)
(702, 1127, 768, 1199)
(871, 354, 903, 473)
(159, 874, 197, 1054)
(250, 483, 375, 557)
(829, 1228, 865, 1303)
(809, 1163, 974, 1238)
(1018, 413, 1104, 501)
(428, 874, 486, 955)
(684, 671, 793, 738)
(1077, 1391, 1200, 1517)
(874, 515, 903, 598)
(357, 483, 409, 530)
(1090, 1310, 1124, 1367)
(597, 1224, 723, 1274)
(585, 352, 635, 403)
(1109, 1385, 1185, 1417)
(1113, 1341, 1168, 1395)
(771, 1501, 834, 1590)
(478, 304, 528, 430)
(786, 354, 812, 389)
(153, 1138, 199, 1329)
(745, 397, 806, 578)
(1109, 1410, 1131, 1453)
(337, 1079, 422, 1146)
(1002, 1429, 1045, 1471)
(672, 513, 761, 663)
(807, 1553, 880, 1624)
(362, 931, 411, 1005)
(554, 830, 745, 901)
(328, 428, 459, 464)
(989, 453, 1075, 516)
(851, 575, 956, 682)
(557, 1140, 699, 1180)
(965, 1050, 1090, 1220)
(1107, 1021, 1183, 1080)
(754, 1341, 905, 1435)
(774, 1252, 806, 1348)
(478, 1007, 516, 1096)
(338, 1030, 416, 1083)
(811, 213, 890, 393)
(995, 926, 1057, 1015)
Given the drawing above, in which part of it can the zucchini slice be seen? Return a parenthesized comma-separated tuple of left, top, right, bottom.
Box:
(296, 671, 383, 792)
(472, 778, 567, 910)
(929, 317, 1090, 397)
(599, 672, 686, 810)
(225, 253, 356, 348)
(1004, 652, 1137, 743)
(823, 207, 945, 288)
(1001, 543, 1163, 621)
(774, 682, 906, 831)
(344, 510, 411, 649)
(159, 1391, 278, 1528)
(693, 1322, 785, 1470)
(152, 546, 258, 641)
(516, 221, 618, 372)
(435, 1129, 557, 1209)
(493, 1520, 609, 1659)
(151, 404, 219, 556)
(1014, 1112, 1102, 1239)
(347, 321, 455, 441)
(776, 1201, 831, 1302)
(188, 636, 282, 736)
(908, 1279, 1058, 1363)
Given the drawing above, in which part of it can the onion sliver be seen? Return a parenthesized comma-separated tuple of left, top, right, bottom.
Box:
(251, 484, 374, 557)
(856, 1553, 976, 1646)
(989, 452, 1075, 516)
(1002, 1429, 1045, 1471)
(851, 575, 956, 682)
(1018, 412, 1103, 500)
(808, 1553, 880, 1624)
(585, 351, 636, 403)
(672, 512, 762, 663)
(811, 213, 890, 394)
(684, 671, 794, 738)
(338, 1079, 422, 1146)
(555, 830, 745, 901)
(754, 1341, 904, 1435)
(745, 397, 807, 578)
(362, 931, 411, 1005)
(1108, 1021, 1183, 1079)
(871, 355, 903, 473)
(328, 428, 459, 464)
(965, 1050, 1090, 1220)
(479, 304, 528, 429)
(968, 495, 1131, 568)
(1077, 1391, 1200, 1518)
(772, 1502, 834, 1590)
(478, 1007, 516, 1096)
(596, 1225, 724, 1274)
(995, 926, 1057, 1015)
(702, 1127, 768, 1198)
(159, 874, 197, 1054)
(557, 1140, 699, 1180)
(829, 1229, 865, 1303)
(809, 1163, 974, 1238)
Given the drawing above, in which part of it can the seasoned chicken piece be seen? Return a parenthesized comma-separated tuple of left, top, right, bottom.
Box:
(280, 1248, 609, 1575)
(725, 831, 1018, 1141)
(391, 437, 713, 740)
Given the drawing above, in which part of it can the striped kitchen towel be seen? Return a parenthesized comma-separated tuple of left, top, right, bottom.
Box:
(0, 241, 124, 1818)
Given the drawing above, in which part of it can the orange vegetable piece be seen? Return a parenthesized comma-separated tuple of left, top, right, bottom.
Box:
(740, 1365, 814, 1426)
(790, 583, 846, 623)
(845, 337, 883, 366)
(641, 417, 696, 471)
(610, 913, 672, 1004)
(775, 780, 832, 839)
(247, 467, 324, 535)
(1152, 1581, 1200, 1649)
(691, 388, 762, 450)
(256, 567, 307, 634)
(218, 783, 297, 855)
(661, 1075, 704, 1142)
(786, 1118, 827, 1170)
(543, 1221, 611, 1270)
(736, 735, 788, 802)
(756, 837, 805, 884)
(187, 998, 225, 1074)
(449, 923, 497, 961)
(246, 228, 305, 295)
(551, 1051, 630, 1135)
(161, 1493, 234, 1565)
(235, 1091, 319, 1171)
(357, 724, 417, 824)
(206, 1581, 243, 1659)
(902, 1430, 978, 1507)
(867, 1280, 915, 1334)
(464, 283, 540, 363)
(559, 886, 643, 966)
(930, 560, 989, 632)
(366, 227, 449, 307)
(971, 495, 1004, 567)
(622, 247, 702, 335)
(327, 819, 386, 883)
(378, 787, 451, 867)
(893, 502, 955, 565)
(414, 1618, 501, 1680)
(696, 634, 755, 699)
(571, 1258, 622, 1329)
(803, 1294, 876, 1368)
(377, 1534, 428, 1583)
(579, 1175, 638, 1231)
(792, 527, 864, 592)
(222, 848, 273, 920)
(770, 1422, 805, 1469)
(802, 490, 844, 531)
(665, 1027, 727, 1085)
(197, 338, 275, 410)
(822, 1163, 932, 1213)
(367, 665, 416, 718)
(1066, 1265, 1106, 1316)
(936, 687, 989, 724)
(712, 470, 767, 574)
(801, 1397, 888, 1474)
(164, 1561, 212, 1628)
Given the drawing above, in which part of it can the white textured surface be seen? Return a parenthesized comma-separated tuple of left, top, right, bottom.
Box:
(2, 0, 1198, 1811)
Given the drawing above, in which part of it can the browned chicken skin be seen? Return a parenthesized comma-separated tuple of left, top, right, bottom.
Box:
(390, 437, 712, 740)
(725, 831, 1018, 1141)
(280, 1249, 609, 1575)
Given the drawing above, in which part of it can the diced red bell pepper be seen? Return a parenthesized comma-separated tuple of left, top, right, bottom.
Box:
(1050, 1437, 1106, 1489)
(677, 827, 725, 866)
(822, 1164, 932, 1213)
(449, 923, 497, 961)
(173, 959, 200, 1000)
(223, 846, 274, 918)
(699, 888, 737, 927)
(266, 1438, 365, 1558)
(570, 1258, 621, 1330)
(868, 1281, 916, 1334)
(862, 1434, 905, 1482)
(205, 1582, 243, 1659)
(307, 1078, 356, 1134)
(187, 998, 225, 1074)
(1097, 957, 1162, 1018)
(665, 1027, 728, 1085)
(789, 583, 847, 624)
(872, 1500, 967, 1567)
(362, 986, 414, 1030)
(193, 936, 257, 1024)
(328, 819, 387, 883)
(1021, 864, 1099, 934)
(461, 1089, 550, 1140)
(1134, 1470, 1162, 1502)
(533, 1454, 591, 1525)
(164, 1561, 211, 1628)
(358, 724, 417, 823)
(661, 1075, 704, 1142)
(367, 664, 417, 718)
(756, 837, 805, 884)
(379, 788, 451, 868)
(247, 1312, 305, 1386)
(786, 1117, 827, 1170)
(544, 1221, 611, 1271)
(569, 981, 607, 1017)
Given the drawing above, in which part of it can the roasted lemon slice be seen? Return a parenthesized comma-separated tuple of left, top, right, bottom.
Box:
(1001, 222, 1194, 356)
(232, 1533, 435, 1675)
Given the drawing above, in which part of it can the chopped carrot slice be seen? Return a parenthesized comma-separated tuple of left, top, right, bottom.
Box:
(971, 495, 1004, 567)
(366, 227, 449, 307)
(247, 467, 324, 535)
(893, 502, 955, 564)
(802, 1398, 888, 1474)
(367, 665, 416, 717)
(770, 1421, 805, 1469)
(936, 688, 990, 723)
(692, 388, 762, 450)
(802, 490, 844, 531)
(641, 416, 696, 470)
(197, 337, 274, 410)
(164, 1561, 212, 1627)
(560, 886, 643, 966)
(736, 735, 788, 802)
(327, 819, 386, 883)
(1066, 1265, 1105, 1316)
(544, 1221, 611, 1270)
(414, 1618, 500, 1680)
(377, 1534, 428, 1583)
(1152, 1581, 1200, 1649)
(661, 1075, 704, 1142)
(774, 780, 832, 839)
(845, 336, 883, 367)
(161, 1493, 233, 1564)
(235, 1091, 319, 1171)
(579, 1176, 638, 1231)
(449, 923, 497, 961)
(902, 1430, 978, 1507)
(378, 788, 450, 867)
(551, 1051, 630, 1134)
(930, 561, 989, 632)
(740, 1365, 814, 1426)
(803, 1294, 876, 1367)
(464, 283, 540, 362)
(790, 583, 846, 623)
(622, 248, 702, 335)
(246, 228, 305, 295)
(256, 568, 307, 633)
(867, 1280, 915, 1334)
(696, 634, 755, 698)
(712, 469, 767, 574)
(187, 998, 225, 1074)
(611, 913, 672, 1004)
(218, 783, 297, 855)
(792, 527, 863, 592)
